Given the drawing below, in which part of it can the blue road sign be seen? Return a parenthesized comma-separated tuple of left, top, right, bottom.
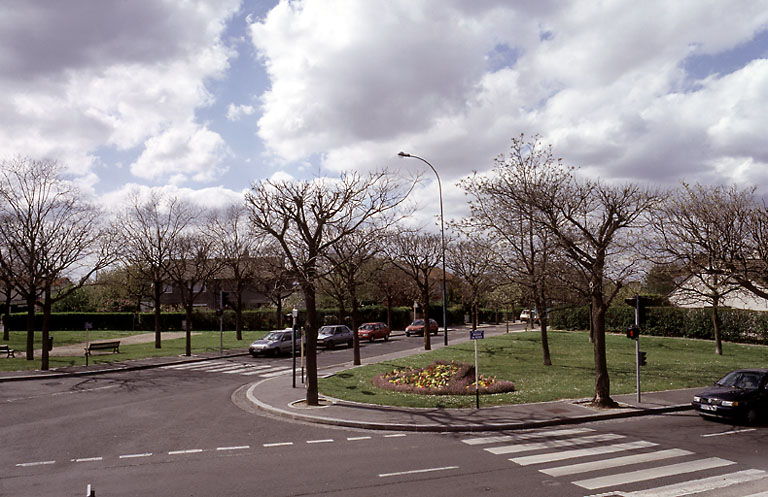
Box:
(470, 329, 484, 340)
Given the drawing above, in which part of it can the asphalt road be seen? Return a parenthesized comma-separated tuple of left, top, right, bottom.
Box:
(4, 326, 768, 497)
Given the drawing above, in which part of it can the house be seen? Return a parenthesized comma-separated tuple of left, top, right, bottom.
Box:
(667, 274, 768, 311)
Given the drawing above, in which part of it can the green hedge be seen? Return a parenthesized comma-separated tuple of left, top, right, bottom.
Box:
(549, 305, 768, 345)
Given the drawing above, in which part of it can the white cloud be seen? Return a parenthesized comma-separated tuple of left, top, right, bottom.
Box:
(249, 0, 768, 195)
(227, 103, 256, 121)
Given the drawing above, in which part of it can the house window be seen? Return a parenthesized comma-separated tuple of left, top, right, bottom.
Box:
(163, 284, 173, 294)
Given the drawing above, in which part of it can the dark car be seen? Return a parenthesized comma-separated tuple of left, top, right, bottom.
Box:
(317, 325, 354, 349)
(692, 369, 768, 424)
(405, 318, 439, 337)
(357, 322, 390, 342)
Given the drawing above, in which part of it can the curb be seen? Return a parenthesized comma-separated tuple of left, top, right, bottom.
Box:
(245, 377, 693, 433)
(0, 351, 250, 383)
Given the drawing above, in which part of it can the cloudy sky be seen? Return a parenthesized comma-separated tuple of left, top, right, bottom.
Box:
(2, 0, 768, 223)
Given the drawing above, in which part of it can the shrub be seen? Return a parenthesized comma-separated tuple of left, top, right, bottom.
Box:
(372, 360, 516, 395)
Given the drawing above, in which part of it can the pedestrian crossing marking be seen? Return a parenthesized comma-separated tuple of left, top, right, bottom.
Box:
(573, 457, 735, 490)
(486, 433, 625, 455)
(615, 469, 768, 497)
(540, 448, 690, 477)
(462, 428, 595, 446)
(160, 361, 289, 378)
(512, 440, 658, 467)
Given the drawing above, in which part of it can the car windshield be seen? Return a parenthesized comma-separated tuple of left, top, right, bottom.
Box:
(360, 324, 374, 330)
(263, 332, 283, 341)
(717, 371, 764, 389)
(411, 320, 424, 326)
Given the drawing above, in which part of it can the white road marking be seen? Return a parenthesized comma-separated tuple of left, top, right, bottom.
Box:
(168, 449, 204, 455)
(119, 453, 153, 459)
(196, 364, 249, 373)
(512, 441, 658, 466)
(379, 466, 459, 478)
(702, 428, 757, 438)
(541, 448, 691, 477)
(216, 445, 250, 451)
(71, 457, 103, 463)
(573, 457, 736, 490)
(259, 367, 294, 378)
(7, 385, 119, 403)
(263, 442, 293, 447)
(162, 361, 219, 370)
(16, 460, 55, 467)
(239, 365, 274, 375)
(307, 439, 334, 444)
(383, 433, 406, 438)
(463, 428, 595, 445)
(621, 469, 768, 497)
(347, 436, 372, 441)
(486, 433, 624, 455)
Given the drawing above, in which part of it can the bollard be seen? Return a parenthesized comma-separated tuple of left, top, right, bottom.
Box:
(87, 484, 95, 496)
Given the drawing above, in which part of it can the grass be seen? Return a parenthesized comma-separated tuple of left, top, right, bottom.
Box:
(318, 330, 768, 408)
(0, 330, 267, 371)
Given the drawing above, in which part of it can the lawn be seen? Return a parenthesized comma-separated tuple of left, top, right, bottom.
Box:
(318, 330, 768, 408)
(0, 330, 267, 371)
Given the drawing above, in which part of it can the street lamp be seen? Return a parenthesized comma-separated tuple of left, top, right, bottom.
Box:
(398, 151, 448, 346)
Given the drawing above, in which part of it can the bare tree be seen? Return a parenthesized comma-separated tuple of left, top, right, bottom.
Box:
(0, 157, 116, 368)
(387, 232, 443, 351)
(483, 135, 658, 407)
(369, 260, 412, 329)
(445, 236, 496, 331)
(651, 184, 753, 355)
(117, 192, 196, 348)
(245, 171, 411, 406)
(165, 232, 222, 356)
(206, 204, 265, 340)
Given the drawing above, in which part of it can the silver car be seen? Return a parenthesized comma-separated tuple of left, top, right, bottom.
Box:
(249, 329, 301, 357)
(317, 325, 354, 349)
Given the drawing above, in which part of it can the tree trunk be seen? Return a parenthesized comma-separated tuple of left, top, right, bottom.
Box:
(25, 292, 36, 360)
(235, 285, 243, 341)
(385, 296, 393, 330)
(422, 288, 431, 351)
(303, 285, 319, 406)
(3, 291, 11, 340)
(185, 305, 193, 356)
(710, 301, 723, 356)
(153, 280, 162, 349)
(276, 296, 283, 329)
(535, 293, 552, 366)
(351, 294, 361, 366)
(41, 285, 52, 370)
(590, 294, 616, 407)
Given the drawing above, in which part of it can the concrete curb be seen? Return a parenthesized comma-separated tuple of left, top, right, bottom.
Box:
(245, 377, 693, 433)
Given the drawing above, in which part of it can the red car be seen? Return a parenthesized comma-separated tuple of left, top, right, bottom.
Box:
(357, 322, 390, 342)
(405, 319, 439, 337)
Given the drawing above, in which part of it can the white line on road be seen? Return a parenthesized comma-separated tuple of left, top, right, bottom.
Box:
(621, 469, 768, 497)
(216, 446, 250, 451)
(71, 457, 103, 463)
(307, 439, 334, 444)
(379, 466, 459, 478)
(573, 457, 736, 490)
(511, 440, 658, 467)
(347, 436, 372, 441)
(168, 449, 204, 455)
(462, 428, 595, 446)
(702, 428, 757, 438)
(263, 442, 293, 447)
(16, 460, 55, 467)
(258, 367, 294, 378)
(383, 434, 406, 438)
(119, 453, 153, 459)
(486, 433, 624, 455)
(540, 448, 691, 477)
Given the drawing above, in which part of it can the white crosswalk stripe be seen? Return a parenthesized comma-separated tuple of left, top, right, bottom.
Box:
(160, 361, 288, 378)
(463, 428, 767, 497)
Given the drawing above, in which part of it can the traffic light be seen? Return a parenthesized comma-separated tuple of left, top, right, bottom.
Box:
(221, 292, 231, 308)
(626, 325, 640, 340)
(624, 295, 648, 325)
(215, 308, 223, 317)
(639, 351, 647, 366)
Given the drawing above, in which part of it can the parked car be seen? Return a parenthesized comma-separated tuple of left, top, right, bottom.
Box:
(249, 329, 301, 357)
(317, 325, 354, 349)
(357, 322, 390, 342)
(692, 369, 768, 424)
(405, 318, 439, 337)
(519, 309, 532, 322)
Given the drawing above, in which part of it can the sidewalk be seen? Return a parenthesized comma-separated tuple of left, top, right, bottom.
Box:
(1, 326, 696, 432)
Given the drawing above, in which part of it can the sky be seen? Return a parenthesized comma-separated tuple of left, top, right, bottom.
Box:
(2, 0, 768, 226)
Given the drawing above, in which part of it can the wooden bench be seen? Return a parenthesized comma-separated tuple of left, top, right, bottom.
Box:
(85, 340, 120, 356)
(0, 344, 15, 358)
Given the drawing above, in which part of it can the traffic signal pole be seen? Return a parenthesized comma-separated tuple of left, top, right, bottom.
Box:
(634, 294, 641, 403)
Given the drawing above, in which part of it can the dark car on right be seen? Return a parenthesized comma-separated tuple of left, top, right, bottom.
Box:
(692, 368, 768, 424)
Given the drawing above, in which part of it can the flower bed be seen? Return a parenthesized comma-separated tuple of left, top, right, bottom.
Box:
(372, 360, 516, 395)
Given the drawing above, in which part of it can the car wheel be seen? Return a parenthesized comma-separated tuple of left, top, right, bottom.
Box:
(347, 340, 353, 348)
(327, 341, 335, 349)
(406, 331, 410, 337)
(747, 408, 759, 425)
(273, 349, 281, 357)
(369, 336, 375, 342)
(384, 334, 389, 341)
(250, 352, 257, 358)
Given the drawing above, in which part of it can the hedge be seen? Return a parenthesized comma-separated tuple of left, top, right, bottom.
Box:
(549, 305, 768, 345)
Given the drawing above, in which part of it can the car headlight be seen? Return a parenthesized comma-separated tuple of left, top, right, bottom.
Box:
(693, 396, 702, 402)
(721, 400, 739, 407)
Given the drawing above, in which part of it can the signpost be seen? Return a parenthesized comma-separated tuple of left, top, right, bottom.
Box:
(470, 329, 484, 408)
(292, 307, 298, 388)
(84, 322, 93, 366)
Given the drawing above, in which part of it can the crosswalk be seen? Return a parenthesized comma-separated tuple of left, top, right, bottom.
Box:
(160, 360, 294, 378)
(462, 428, 768, 496)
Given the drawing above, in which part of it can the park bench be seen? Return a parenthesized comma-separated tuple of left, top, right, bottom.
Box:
(0, 344, 15, 358)
(85, 340, 120, 356)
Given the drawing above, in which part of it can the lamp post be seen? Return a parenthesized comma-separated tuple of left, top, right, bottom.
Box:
(398, 151, 448, 346)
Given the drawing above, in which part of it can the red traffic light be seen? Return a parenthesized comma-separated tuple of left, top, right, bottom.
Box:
(626, 325, 640, 340)
(215, 309, 223, 317)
